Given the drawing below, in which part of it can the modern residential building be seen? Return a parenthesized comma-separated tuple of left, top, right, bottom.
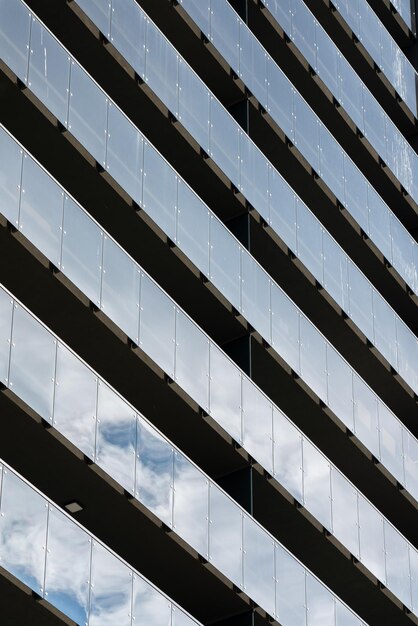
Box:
(0, 0, 417, 624)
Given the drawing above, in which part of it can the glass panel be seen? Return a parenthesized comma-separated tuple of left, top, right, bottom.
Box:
(209, 215, 241, 309)
(271, 286, 300, 373)
(303, 439, 331, 531)
(242, 376, 273, 474)
(323, 233, 349, 311)
(353, 375, 380, 459)
(136, 419, 173, 527)
(316, 27, 339, 96)
(44, 506, 91, 625)
(384, 521, 412, 609)
(267, 64, 294, 141)
(362, 89, 386, 162)
(0, 126, 23, 226)
(239, 132, 269, 218)
(61, 195, 103, 306)
(275, 543, 306, 625)
(339, 61, 364, 130)
(0, 0, 30, 81)
(54, 343, 97, 459)
(358, 494, 386, 583)
(0, 288, 13, 385)
(209, 96, 240, 185)
(326, 346, 354, 432)
(0, 469, 47, 594)
(28, 19, 71, 124)
(68, 61, 108, 166)
(179, 0, 210, 36)
(331, 468, 359, 558)
(403, 429, 418, 502)
(173, 452, 209, 556)
(392, 216, 415, 291)
(110, 0, 146, 77)
(172, 608, 196, 626)
(239, 23, 267, 104)
(243, 514, 275, 617)
(396, 317, 418, 394)
(77, 0, 111, 37)
(19, 154, 64, 268)
(241, 251, 271, 343)
(145, 22, 178, 115)
(291, 0, 316, 66)
(106, 103, 143, 206)
(175, 310, 210, 412)
(319, 126, 344, 202)
(269, 167, 297, 252)
(306, 573, 335, 626)
(348, 262, 374, 341)
(343, 157, 368, 229)
(89, 541, 132, 626)
(293, 96, 320, 174)
(367, 185, 392, 262)
(410, 547, 418, 615)
(142, 143, 177, 243)
(300, 317, 327, 402)
(101, 236, 140, 343)
(209, 344, 242, 443)
(296, 200, 323, 283)
(96, 383, 137, 493)
(139, 274, 175, 379)
(265, 0, 291, 33)
(132, 576, 171, 626)
(372, 291, 397, 366)
(9, 304, 56, 421)
(358, 2, 381, 62)
(210, 0, 239, 72)
(336, 600, 362, 626)
(273, 408, 303, 502)
(178, 60, 210, 152)
(209, 483, 242, 587)
(177, 181, 210, 277)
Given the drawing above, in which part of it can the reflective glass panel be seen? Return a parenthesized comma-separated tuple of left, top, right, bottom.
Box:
(179, 0, 210, 34)
(410, 547, 418, 615)
(19, 154, 64, 268)
(44, 507, 91, 625)
(0, 0, 30, 81)
(358, 494, 385, 583)
(403, 429, 418, 501)
(136, 419, 173, 527)
(243, 514, 275, 617)
(326, 345, 354, 431)
(209, 344, 242, 443)
(9, 304, 56, 421)
(28, 19, 71, 123)
(384, 520, 412, 609)
(367, 185, 392, 262)
(132, 576, 171, 626)
(177, 181, 210, 277)
(266, 0, 291, 33)
(239, 132, 269, 218)
(172, 608, 196, 626)
(175, 310, 210, 412)
(396, 317, 418, 394)
(293, 97, 320, 174)
(0, 469, 47, 594)
(336, 600, 362, 626)
(209, 483, 242, 587)
(174, 452, 209, 556)
(269, 167, 297, 252)
(96, 383, 137, 493)
(343, 157, 368, 229)
(178, 60, 210, 152)
(241, 251, 271, 342)
(0, 126, 23, 226)
(331, 468, 359, 558)
(378, 403, 404, 482)
(209, 96, 240, 185)
(323, 233, 349, 312)
(239, 23, 267, 104)
(54, 343, 97, 458)
(145, 22, 178, 116)
(372, 290, 397, 366)
(68, 61, 108, 165)
(392, 216, 415, 293)
(101, 236, 140, 343)
(353, 375, 380, 459)
(267, 65, 294, 141)
(362, 89, 386, 161)
(110, 0, 146, 78)
(210, 0, 239, 72)
(143, 143, 177, 243)
(61, 195, 103, 306)
(139, 274, 175, 379)
(291, 0, 316, 66)
(300, 316, 327, 402)
(106, 103, 143, 206)
(316, 26, 339, 95)
(89, 541, 132, 626)
(0, 288, 12, 385)
(358, 2, 380, 62)
(348, 262, 374, 343)
(242, 376, 273, 473)
(319, 126, 344, 202)
(296, 200, 323, 283)
(77, 0, 111, 37)
(275, 544, 306, 625)
(339, 62, 363, 130)
(271, 286, 300, 373)
(306, 573, 335, 626)
(209, 215, 241, 309)
(303, 439, 331, 530)
(273, 408, 303, 502)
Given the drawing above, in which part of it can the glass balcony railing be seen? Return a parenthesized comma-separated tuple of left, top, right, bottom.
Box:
(332, 0, 418, 113)
(251, 0, 418, 209)
(1, 284, 412, 622)
(68, 0, 418, 399)
(2, 127, 418, 615)
(391, 0, 417, 34)
(0, 461, 200, 626)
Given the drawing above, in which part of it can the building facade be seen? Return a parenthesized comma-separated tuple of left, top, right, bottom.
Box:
(0, 0, 417, 624)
